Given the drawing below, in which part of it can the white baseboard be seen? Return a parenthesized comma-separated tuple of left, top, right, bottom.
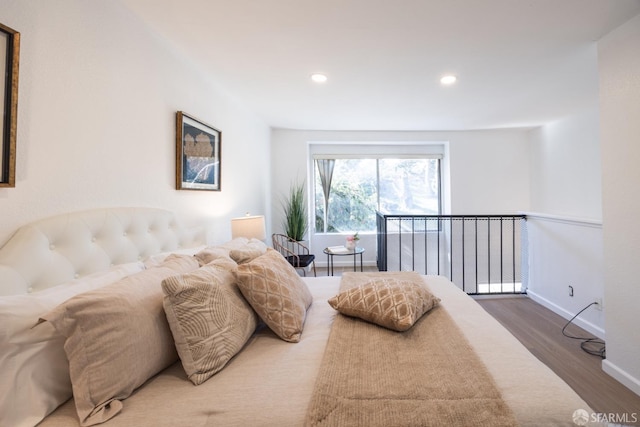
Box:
(526, 290, 605, 339)
(603, 359, 640, 398)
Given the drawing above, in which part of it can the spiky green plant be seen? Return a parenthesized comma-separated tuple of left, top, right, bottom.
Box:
(282, 181, 308, 241)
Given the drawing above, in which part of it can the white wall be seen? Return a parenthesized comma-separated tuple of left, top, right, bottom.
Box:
(598, 14, 640, 396)
(525, 214, 604, 337)
(271, 129, 530, 265)
(525, 105, 605, 336)
(0, 0, 271, 246)
(529, 107, 602, 220)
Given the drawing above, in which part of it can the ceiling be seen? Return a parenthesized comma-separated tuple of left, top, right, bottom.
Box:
(120, 0, 640, 131)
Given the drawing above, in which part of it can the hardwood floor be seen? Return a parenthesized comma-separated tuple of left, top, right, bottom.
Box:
(476, 297, 640, 426)
(315, 265, 379, 276)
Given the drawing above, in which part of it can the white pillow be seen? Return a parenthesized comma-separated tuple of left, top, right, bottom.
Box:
(0, 262, 145, 427)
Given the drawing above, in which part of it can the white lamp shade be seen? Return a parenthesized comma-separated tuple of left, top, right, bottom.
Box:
(231, 215, 266, 240)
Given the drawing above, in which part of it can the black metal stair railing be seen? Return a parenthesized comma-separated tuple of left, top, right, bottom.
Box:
(376, 212, 527, 295)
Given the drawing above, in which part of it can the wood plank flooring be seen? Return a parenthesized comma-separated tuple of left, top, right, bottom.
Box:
(315, 265, 379, 277)
(476, 297, 640, 425)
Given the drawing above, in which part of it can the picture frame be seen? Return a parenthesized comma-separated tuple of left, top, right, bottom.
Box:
(176, 111, 221, 191)
(0, 23, 19, 188)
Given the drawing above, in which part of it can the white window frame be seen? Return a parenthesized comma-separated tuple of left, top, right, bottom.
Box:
(307, 142, 449, 236)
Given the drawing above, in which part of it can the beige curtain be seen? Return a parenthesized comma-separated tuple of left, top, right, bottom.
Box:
(315, 159, 335, 233)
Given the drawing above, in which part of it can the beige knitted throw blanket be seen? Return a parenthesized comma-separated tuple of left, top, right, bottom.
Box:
(305, 272, 518, 427)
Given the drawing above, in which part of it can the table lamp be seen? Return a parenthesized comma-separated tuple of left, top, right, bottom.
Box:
(231, 214, 266, 240)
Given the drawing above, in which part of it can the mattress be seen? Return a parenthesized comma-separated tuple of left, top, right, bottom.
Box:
(39, 276, 593, 426)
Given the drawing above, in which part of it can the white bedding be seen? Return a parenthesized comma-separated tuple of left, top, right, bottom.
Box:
(426, 275, 594, 426)
(38, 279, 336, 427)
(38, 276, 593, 427)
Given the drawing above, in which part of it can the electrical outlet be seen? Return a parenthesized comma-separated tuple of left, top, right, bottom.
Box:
(595, 298, 603, 311)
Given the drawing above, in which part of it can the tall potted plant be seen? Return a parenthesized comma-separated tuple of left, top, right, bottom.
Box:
(282, 180, 308, 241)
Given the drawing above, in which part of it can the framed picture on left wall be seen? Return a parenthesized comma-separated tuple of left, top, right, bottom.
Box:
(176, 111, 221, 191)
(0, 22, 19, 188)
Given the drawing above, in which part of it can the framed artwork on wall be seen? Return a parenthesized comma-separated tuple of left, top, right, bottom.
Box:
(175, 111, 221, 191)
(0, 22, 19, 188)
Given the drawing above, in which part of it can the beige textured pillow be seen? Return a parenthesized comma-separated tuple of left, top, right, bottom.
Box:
(161, 260, 258, 385)
(204, 254, 238, 272)
(41, 254, 199, 426)
(0, 262, 145, 427)
(328, 277, 441, 331)
(229, 247, 264, 264)
(194, 246, 234, 266)
(235, 248, 313, 343)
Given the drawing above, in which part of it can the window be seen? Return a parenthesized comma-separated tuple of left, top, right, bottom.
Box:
(314, 157, 441, 233)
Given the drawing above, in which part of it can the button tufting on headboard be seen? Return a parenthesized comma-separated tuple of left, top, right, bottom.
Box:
(0, 208, 206, 296)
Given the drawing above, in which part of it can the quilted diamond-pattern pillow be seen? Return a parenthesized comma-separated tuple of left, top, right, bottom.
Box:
(235, 248, 313, 342)
(328, 277, 440, 331)
(161, 259, 258, 385)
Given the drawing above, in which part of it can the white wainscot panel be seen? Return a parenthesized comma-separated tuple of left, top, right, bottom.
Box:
(524, 212, 604, 338)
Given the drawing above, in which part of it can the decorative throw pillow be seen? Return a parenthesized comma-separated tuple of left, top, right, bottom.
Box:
(142, 245, 206, 269)
(40, 254, 199, 426)
(235, 248, 313, 343)
(205, 254, 238, 272)
(229, 248, 264, 264)
(231, 238, 268, 264)
(195, 238, 268, 266)
(247, 238, 269, 250)
(194, 246, 234, 266)
(328, 277, 441, 331)
(161, 260, 258, 385)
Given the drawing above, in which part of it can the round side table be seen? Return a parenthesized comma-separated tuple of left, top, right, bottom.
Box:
(323, 247, 365, 276)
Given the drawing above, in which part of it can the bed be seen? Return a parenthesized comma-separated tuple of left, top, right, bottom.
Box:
(0, 208, 597, 427)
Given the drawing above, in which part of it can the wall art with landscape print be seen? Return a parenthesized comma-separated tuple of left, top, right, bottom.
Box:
(176, 111, 221, 191)
(0, 22, 19, 188)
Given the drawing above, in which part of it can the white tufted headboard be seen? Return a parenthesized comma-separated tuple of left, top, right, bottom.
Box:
(0, 207, 206, 296)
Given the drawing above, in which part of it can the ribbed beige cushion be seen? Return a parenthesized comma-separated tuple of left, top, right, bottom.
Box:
(235, 248, 313, 343)
(232, 239, 268, 262)
(229, 248, 263, 264)
(203, 255, 238, 271)
(328, 277, 440, 331)
(194, 247, 234, 266)
(41, 254, 199, 426)
(194, 238, 267, 266)
(162, 259, 258, 385)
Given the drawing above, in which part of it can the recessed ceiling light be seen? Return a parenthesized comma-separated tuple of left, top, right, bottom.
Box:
(310, 73, 328, 83)
(440, 75, 457, 85)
